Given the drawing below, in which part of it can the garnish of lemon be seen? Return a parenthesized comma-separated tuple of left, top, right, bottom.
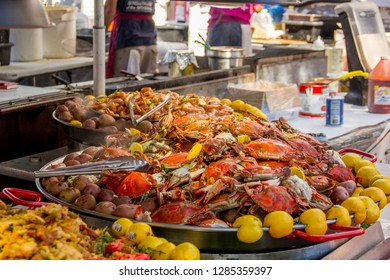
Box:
(186, 143, 203, 160)
(70, 120, 82, 127)
(129, 142, 144, 154)
(128, 128, 141, 136)
(290, 166, 306, 180)
(237, 134, 251, 144)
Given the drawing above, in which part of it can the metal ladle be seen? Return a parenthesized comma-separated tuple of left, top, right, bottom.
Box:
(129, 93, 171, 126)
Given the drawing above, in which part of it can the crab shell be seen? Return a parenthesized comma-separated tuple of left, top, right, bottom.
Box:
(150, 201, 202, 224)
(116, 171, 154, 198)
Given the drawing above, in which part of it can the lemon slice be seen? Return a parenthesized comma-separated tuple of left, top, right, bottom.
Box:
(70, 120, 82, 127)
(237, 134, 251, 144)
(129, 142, 144, 154)
(129, 128, 141, 136)
(186, 143, 203, 160)
(290, 166, 306, 180)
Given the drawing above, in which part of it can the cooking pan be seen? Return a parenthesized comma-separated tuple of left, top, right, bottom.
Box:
(29, 153, 365, 253)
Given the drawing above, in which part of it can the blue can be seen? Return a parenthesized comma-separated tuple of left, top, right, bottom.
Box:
(326, 96, 344, 126)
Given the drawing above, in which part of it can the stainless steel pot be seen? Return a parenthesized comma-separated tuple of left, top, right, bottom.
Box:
(206, 46, 244, 70)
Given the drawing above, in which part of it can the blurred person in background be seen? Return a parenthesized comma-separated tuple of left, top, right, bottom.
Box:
(207, 4, 262, 48)
(104, 0, 158, 78)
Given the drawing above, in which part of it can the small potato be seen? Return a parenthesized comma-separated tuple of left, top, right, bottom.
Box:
(97, 188, 115, 202)
(222, 209, 240, 224)
(136, 120, 153, 133)
(64, 159, 81, 167)
(63, 152, 80, 163)
(58, 111, 74, 122)
(73, 96, 84, 105)
(82, 118, 97, 129)
(46, 182, 69, 197)
(72, 107, 88, 122)
(74, 194, 97, 210)
(59, 187, 81, 203)
(41, 177, 60, 189)
(82, 183, 102, 198)
(55, 104, 68, 117)
(74, 153, 93, 164)
(112, 204, 142, 219)
(95, 201, 117, 215)
(64, 100, 78, 111)
(82, 146, 101, 157)
(98, 114, 116, 127)
(112, 195, 132, 206)
(99, 126, 118, 133)
(114, 118, 127, 132)
(330, 186, 350, 205)
(90, 117, 100, 127)
(72, 175, 93, 192)
(140, 199, 158, 213)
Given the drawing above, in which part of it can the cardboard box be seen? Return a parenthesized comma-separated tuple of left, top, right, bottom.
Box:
(226, 80, 301, 120)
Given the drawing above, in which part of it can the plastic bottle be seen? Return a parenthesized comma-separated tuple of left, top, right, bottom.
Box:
(312, 36, 325, 51)
(282, 5, 295, 21)
(368, 55, 390, 113)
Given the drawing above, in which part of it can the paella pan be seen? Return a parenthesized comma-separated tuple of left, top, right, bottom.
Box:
(37, 88, 388, 253)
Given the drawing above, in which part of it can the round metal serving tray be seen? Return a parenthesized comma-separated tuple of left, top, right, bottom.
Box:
(35, 154, 362, 254)
(53, 111, 111, 146)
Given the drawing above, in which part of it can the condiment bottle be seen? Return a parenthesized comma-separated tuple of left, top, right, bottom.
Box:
(368, 55, 390, 113)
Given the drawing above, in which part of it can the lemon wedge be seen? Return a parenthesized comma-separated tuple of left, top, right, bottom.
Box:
(70, 120, 82, 127)
(237, 134, 251, 144)
(290, 166, 306, 180)
(186, 143, 203, 160)
(129, 142, 144, 154)
(129, 128, 141, 136)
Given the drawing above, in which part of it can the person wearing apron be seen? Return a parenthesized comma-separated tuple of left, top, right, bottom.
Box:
(207, 4, 259, 55)
(104, 0, 158, 78)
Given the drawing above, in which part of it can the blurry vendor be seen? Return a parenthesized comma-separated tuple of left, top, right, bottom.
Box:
(104, 0, 158, 78)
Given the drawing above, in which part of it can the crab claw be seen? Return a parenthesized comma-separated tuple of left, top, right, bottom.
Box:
(117, 171, 154, 198)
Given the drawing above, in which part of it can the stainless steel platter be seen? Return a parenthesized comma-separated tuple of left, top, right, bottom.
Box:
(34, 153, 365, 254)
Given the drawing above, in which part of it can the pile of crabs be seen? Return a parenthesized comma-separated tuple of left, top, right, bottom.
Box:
(47, 87, 357, 228)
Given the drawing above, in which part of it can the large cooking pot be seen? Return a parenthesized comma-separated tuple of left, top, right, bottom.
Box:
(206, 46, 244, 70)
(30, 152, 366, 254)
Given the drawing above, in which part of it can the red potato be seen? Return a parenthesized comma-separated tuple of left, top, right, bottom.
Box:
(140, 199, 158, 213)
(82, 118, 97, 129)
(97, 188, 115, 202)
(337, 180, 357, 196)
(112, 195, 133, 206)
(112, 204, 142, 219)
(82, 183, 102, 198)
(73, 153, 93, 164)
(63, 159, 81, 167)
(330, 186, 350, 205)
(63, 152, 80, 163)
(95, 201, 117, 215)
(58, 111, 73, 122)
(72, 175, 93, 192)
(59, 187, 81, 203)
(46, 181, 69, 197)
(74, 194, 97, 210)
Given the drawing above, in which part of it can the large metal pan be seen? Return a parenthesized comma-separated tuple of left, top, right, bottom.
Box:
(31, 154, 365, 254)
